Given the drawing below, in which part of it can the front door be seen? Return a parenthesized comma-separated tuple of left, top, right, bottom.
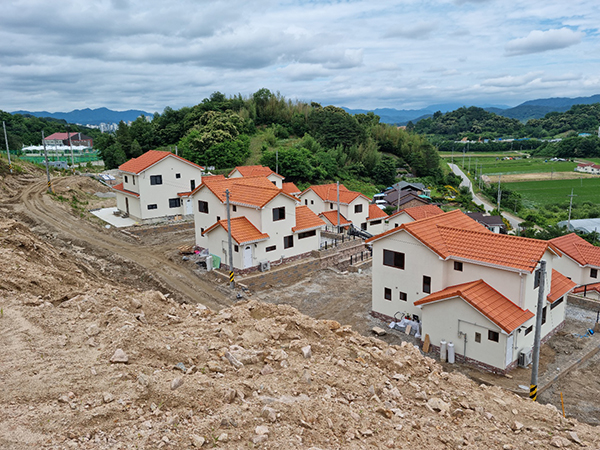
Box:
(243, 245, 252, 268)
(185, 198, 193, 215)
(505, 333, 514, 368)
(125, 197, 130, 214)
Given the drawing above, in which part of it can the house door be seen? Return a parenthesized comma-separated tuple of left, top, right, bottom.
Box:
(243, 245, 252, 268)
(125, 197, 130, 215)
(505, 333, 514, 368)
(185, 198, 193, 215)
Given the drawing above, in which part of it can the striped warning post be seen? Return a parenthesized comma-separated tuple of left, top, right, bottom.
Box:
(529, 384, 537, 401)
(229, 271, 235, 284)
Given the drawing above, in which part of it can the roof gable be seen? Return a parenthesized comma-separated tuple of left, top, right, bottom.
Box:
(367, 204, 388, 221)
(547, 269, 577, 303)
(293, 206, 326, 232)
(119, 150, 204, 174)
(319, 210, 351, 227)
(302, 184, 370, 205)
(202, 217, 269, 245)
(389, 204, 444, 221)
(550, 233, 600, 267)
(229, 165, 284, 179)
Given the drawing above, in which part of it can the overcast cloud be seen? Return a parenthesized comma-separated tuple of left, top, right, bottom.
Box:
(1, 0, 599, 113)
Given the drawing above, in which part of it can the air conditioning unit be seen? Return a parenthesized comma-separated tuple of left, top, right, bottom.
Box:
(259, 260, 271, 272)
(518, 347, 533, 368)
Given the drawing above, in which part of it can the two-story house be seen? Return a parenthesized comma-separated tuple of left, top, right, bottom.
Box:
(191, 176, 324, 272)
(112, 150, 204, 222)
(300, 184, 373, 231)
(366, 210, 575, 373)
(550, 233, 600, 287)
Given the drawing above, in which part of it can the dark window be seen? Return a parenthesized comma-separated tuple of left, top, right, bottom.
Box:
(591, 268, 598, 279)
(273, 206, 285, 221)
(355, 204, 363, 214)
(488, 330, 499, 342)
(169, 198, 181, 208)
(175, 173, 181, 179)
(190, 179, 195, 190)
(234, 245, 239, 252)
(525, 325, 533, 335)
(399, 291, 407, 301)
(541, 306, 547, 325)
(330, 203, 334, 210)
(534, 269, 542, 288)
(311, 200, 314, 205)
(198, 201, 209, 214)
(147, 204, 157, 210)
(266, 245, 276, 252)
(394, 223, 399, 228)
(216, 216, 221, 222)
(124, 175, 128, 183)
(284, 235, 294, 249)
(370, 219, 382, 226)
(423, 276, 431, 294)
(232, 205, 237, 212)
(299, 230, 316, 239)
(475, 332, 481, 343)
(201, 227, 204, 234)
(305, 199, 308, 205)
(384, 287, 392, 301)
(361, 222, 367, 230)
(150, 175, 162, 185)
(132, 177, 135, 185)
(454, 261, 463, 271)
(271, 181, 277, 186)
(383, 250, 405, 269)
(551, 297, 564, 309)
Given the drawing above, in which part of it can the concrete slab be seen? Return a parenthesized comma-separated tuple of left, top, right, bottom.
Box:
(91, 207, 138, 228)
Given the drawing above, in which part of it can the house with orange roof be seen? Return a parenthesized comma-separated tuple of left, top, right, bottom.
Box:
(191, 177, 325, 272)
(299, 183, 373, 232)
(366, 209, 575, 373)
(228, 165, 285, 188)
(282, 182, 301, 197)
(112, 150, 204, 222)
(550, 233, 600, 286)
(384, 204, 444, 230)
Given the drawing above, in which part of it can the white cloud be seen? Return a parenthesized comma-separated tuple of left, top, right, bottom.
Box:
(505, 28, 584, 56)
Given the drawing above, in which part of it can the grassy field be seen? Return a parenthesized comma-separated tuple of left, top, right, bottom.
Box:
(505, 177, 600, 207)
(465, 157, 577, 175)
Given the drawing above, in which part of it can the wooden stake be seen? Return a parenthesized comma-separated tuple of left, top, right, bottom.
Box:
(560, 392, 565, 418)
(423, 334, 431, 353)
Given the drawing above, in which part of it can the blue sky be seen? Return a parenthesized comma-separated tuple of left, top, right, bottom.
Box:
(1, 0, 599, 113)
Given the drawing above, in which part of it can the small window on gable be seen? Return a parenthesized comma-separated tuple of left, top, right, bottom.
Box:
(354, 204, 363, 214)
(305, 199, 308, 205)
(330, 203, 334, 210)
(591, 268, 598, 279)
(488, 330, 499, 342)
(311, 200, 314, 205)
(273, 207, 285, 221)
(232, 205, 237, 212)
(454, 261, 463, 271)
(216, 216, 221, 222)
(124, 175, 128, 183)
(234, 245, 239, 252)
(399, 291, 407, 301)
(384, 287, 392, 301)
(475, 332, 481, 343)
(175, 173, 181, 179)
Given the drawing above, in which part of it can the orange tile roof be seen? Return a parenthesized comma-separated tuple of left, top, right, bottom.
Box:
(229, 165, 284, 179)
(119, 150, 204, 174)
(573, 282, 600, 294)
(367, 209, 557, 273)
(194, 176, 296, 209)
(547, 269, 577, 303)
(293, 206, 326, 232)
(550, 233, 600, 267)
(202, 217, 269, 245)
(112, 182, 139, 197)
(319, 210, 352, 227)
(302, 184, 370, 204)
(367, 204, 388, 221)
(389, 204, 444, 221)
(282, 182, 301, 195)
(414, 280, 534, 334)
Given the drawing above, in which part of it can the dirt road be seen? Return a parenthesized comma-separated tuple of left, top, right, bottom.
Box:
(3, 174, 230, 311)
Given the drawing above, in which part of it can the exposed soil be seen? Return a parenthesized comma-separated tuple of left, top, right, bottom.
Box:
(1, 165, 599, 448)
(487, 172, 597, 183)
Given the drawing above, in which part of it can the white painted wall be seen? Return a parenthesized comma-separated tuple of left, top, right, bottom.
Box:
(553, 253, 599, 286)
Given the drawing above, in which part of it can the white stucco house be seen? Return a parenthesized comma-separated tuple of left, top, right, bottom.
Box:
(191, 176, 325, 272)
(366, 209, 575, 373)
(112, 150, 204, 222)
(575, 162, 600, 175)
(228, 165, 285, 188)
(550, 233, 600, 287)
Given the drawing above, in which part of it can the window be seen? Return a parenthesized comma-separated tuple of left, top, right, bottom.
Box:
(198, 201, 209, 214)
(271, 181, 277, 186)
(384, 287, 392, 301)
(299, 230, 316, 239)
(284, 235, 294, 249)
(147, 204, 157, 210)
(551, 297, 564, 309)
(232, 205, 237, 212)
(592, 268, 598, 279)
(234, 245, 239, 252)
(383, 250, 405, 269)
(354, 204, 363, 214)
(175, 173, 181, 179)
(190, 179, 195, 190)
(399, 291, 407, 302)
(488, 330, 499, 342)
(266, 245, 276, 252)
(273, 207, 285, 221)
(132, 177, 135, 185)
(169, 198, 181, 208)
(423, 276, 431, 294)
(534, 269, 542, 289)
(454, 261, 463, 272)
(370, 219, 382, 226)
(216, 216, 221, 222)
(525, 325, 533, 335)
(124, 175, 128, 183)
(150, 175, 162, 185)
(305, 199, 308, 205)
(330, 203, 334, 210)
(311, 200, 314, 205)
(475, 332, 481, 343)
(541, 306, 547, 325)
(361, 222, 367, 230)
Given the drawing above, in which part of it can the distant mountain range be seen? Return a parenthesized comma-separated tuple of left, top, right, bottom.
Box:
(343, 94, 600, 125)
(10, 107, 152, 125)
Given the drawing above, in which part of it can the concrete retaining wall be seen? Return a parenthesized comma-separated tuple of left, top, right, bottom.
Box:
(123, 221, 194, 237)
(568, 293, 600, 311)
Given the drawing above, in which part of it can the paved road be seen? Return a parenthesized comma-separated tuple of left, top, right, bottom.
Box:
(448, 163, 524, 230)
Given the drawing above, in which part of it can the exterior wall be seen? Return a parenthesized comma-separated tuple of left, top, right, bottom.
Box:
(192, 187, 232, 244)
(115, 193, 142, 221)
(553, 252, 599, 286)
(383, 213, 414, 231)
(267, 173, 283, 188)
(367, 218, 386, 235)
(121, 173, 140, 195)
(347, 197, 370, 228)
(300, 190, 325, 215)
(128, 157, 202, 221)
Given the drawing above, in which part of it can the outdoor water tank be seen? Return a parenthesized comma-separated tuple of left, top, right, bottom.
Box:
(440, 340, 447, 362)
(447, 342, 455, 364)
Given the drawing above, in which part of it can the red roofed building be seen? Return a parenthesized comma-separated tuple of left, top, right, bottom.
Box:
(44, 132, 93, 147)
(112, 150, 204, 222)
(228, 165, 285, 188)
(575, 162, 600, 175)
(367, 209, 572, 373)
(550, 233, 600, 287)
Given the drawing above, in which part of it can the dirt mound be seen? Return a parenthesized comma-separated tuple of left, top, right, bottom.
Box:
(1, 217, 599, 449)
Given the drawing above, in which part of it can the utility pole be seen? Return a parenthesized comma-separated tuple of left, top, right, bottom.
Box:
(67, 127, 74, 173)
(225, 189, 235, 288)
(567, 188, 577, 231)
(468, 156, 471, 174)
(530, 259, 546, 402)
(497, 174, 502, 211)
(2, 121, 12, 173)
(42, 131, 52, 193)
(336, 181, 341, 234)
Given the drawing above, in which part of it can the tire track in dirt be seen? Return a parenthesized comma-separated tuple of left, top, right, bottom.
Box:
(9, 175, 231, 311)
